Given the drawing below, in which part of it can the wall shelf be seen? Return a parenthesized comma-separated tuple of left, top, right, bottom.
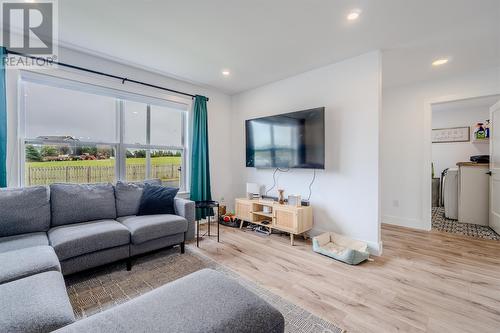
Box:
(472, 138, 489, 144)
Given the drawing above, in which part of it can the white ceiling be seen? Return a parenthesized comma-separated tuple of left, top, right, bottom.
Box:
(59, 0, 500, 94)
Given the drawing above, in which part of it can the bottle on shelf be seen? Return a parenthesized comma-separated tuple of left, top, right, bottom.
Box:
(474, 123, 486, 140)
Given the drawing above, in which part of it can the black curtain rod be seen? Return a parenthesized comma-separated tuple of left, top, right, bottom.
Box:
(5, 49, 208, 101)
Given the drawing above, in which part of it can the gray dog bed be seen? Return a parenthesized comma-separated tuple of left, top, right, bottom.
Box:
(312, 232, 370, 265)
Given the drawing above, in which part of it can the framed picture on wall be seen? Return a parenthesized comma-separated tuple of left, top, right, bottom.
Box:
(432, 126, 470, 143)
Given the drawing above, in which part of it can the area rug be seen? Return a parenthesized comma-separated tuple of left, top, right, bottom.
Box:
(65, 247, 345, 333)
(432, 207, 500, 241)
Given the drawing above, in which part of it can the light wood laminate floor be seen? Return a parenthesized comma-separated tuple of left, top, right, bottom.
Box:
(188, 223, 500, 333)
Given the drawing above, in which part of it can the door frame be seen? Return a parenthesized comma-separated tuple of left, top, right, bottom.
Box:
(423, 93, 500, 231)
(489, 100, 500, 234)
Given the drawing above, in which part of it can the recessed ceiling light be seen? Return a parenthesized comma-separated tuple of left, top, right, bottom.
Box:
(347, 9, 361, 21)
(432, 58, 449, 66)
(222, 70, 230, 76)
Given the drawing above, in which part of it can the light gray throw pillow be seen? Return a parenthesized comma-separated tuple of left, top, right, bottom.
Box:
(114, 179, 162, 217)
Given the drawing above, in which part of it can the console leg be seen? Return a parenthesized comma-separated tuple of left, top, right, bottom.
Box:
(180, 242, 185, 254)
(126, 258, 132, 271)
(290, 234, 294, 246)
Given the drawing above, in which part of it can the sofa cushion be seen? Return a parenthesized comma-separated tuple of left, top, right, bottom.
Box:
(0, 232, 49, 253)
(117, 214, 187, 244)
(137, 184, 179, 216)
(48, 220, 130, 261)
(60, 246, 130, 276)
(0, 271, 75, 333)
(0, 246, 60, 284)
(53, 269, 284, 333)
(0, 186, 51, 237)
(114, 179, 162, 217)
(50, 183, 117, 226)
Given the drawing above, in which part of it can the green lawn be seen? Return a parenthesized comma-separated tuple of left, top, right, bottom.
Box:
(26, 156, 182, 168)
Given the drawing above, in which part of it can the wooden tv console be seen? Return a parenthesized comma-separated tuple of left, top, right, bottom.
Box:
(234, 198, 313, 245)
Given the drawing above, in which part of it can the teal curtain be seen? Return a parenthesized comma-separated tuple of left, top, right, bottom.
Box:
(190, 95, 212, 219)
(0, 47, 7, 187)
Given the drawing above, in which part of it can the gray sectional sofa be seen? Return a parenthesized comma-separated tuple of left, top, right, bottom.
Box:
(55, 269, 285, 333)
(0, 180, 194, 275)
(0, 181, 285, 333)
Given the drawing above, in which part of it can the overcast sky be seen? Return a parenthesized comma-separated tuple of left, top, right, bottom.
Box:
(25, 81, 184, 147)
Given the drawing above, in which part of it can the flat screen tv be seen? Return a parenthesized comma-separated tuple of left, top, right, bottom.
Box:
(246, 107, 325, 169)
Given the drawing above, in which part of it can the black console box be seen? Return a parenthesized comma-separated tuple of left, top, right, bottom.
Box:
(470, 155, 489, 163)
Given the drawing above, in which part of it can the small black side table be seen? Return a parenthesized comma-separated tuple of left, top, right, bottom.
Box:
(195, 200, 220, 247)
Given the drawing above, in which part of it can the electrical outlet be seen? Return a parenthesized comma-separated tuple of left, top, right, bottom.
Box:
(393, 200, 399, 208)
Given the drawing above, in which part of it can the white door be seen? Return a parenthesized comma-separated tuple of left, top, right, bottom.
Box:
(490, 101, 500, 234)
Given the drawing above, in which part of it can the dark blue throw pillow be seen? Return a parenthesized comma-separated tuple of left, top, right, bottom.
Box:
(137, 184, 179, 216)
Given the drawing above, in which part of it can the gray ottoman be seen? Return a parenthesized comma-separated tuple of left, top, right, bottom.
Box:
(0, 271, 75, 333)
(0, 246, 61, 284)
(55, 268, 285, 333)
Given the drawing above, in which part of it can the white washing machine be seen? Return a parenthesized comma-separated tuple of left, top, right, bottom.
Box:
(442, 168, 458, 220)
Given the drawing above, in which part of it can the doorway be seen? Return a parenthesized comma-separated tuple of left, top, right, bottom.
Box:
(430, 95, 500, 240)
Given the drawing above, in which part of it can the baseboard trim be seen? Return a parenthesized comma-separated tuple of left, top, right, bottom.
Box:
(382, 215, 430, 231)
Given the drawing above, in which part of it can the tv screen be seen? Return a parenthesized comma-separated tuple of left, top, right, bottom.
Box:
(246, 107, 325, 169)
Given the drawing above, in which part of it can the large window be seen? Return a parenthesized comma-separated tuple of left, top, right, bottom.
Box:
(20, 75, 189, 190)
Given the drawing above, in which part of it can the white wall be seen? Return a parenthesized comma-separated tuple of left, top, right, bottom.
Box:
(6, 46, 233, 203)
(381, 67, 500, 230)
(432, 106, 490, 177)
(230, 52, 383, 254)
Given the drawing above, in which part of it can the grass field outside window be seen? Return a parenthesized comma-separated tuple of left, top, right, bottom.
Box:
(25, 156, 182, 186)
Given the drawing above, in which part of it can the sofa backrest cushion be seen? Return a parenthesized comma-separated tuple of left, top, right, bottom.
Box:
(50, 183, 117, 226)
(114, 179, 162, 217)
(0, 186, 51, 237)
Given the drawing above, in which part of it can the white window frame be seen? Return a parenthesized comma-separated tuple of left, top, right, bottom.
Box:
(18, 71, 190, 192)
